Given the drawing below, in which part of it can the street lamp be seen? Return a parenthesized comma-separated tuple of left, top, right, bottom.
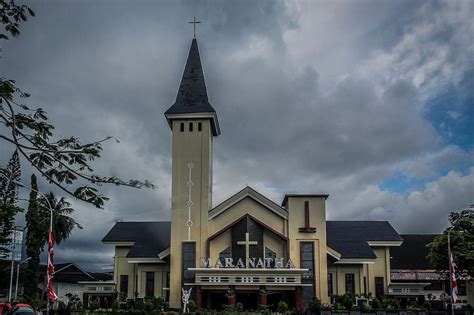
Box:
(14, 256, 31, 300)
(13, 180, 54, 315)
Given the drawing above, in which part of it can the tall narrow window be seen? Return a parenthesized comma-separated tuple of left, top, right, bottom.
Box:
(146, 272, 155, 297)
(375, 277, 384, 298)
(180, 122, 184, 132)
(345, 274, 355, 293)
(363, 276, 367, 295)
(182, 242, 196, 284)
(119, 275, 128, 295)
(300, 242, 315, 306)
(198, 122, 202, 132)
(328, 273, 333, 296)
(189, 122, 193, 132)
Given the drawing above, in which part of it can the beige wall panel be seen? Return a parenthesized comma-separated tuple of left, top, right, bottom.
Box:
(263, 230, 286, 258)
(287, 197, 328, 303)
(114, 246, 135, 299)
(209, 230, 232, 261)
(209, 197, 285, 236)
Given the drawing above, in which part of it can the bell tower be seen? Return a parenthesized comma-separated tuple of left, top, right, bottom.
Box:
(165, 38, 220, 309)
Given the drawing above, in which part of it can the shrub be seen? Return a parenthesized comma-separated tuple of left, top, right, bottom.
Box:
(89, 297, 101, 311)
(277, 300, 288, 313)
(111, 298, 120, 312)
(333, 293, 356, 310)
(308, 297, 322, 312)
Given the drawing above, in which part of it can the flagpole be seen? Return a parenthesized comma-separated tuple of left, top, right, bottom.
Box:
(448, 228, 454, 315)
(46, 199, 53, 315)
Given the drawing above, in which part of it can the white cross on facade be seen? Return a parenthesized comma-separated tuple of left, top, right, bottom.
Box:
(237, 232, 258, 261)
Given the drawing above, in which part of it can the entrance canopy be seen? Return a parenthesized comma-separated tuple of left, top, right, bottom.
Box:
(187, 268, 309, 287)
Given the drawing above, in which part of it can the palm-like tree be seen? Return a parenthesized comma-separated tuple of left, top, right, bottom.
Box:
(38, 192, 82, 245)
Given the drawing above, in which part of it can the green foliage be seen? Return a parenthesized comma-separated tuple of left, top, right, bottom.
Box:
(143, 296, 166, 312)
(0, 150, 22, 255)
(380, 297, 400, 310)
(188, 299, 197, 312)
(111, 298, 120, 312)
(89, 297, 101, 311)
(0, 0, 34, 40)
(307, 297, 322, 312)
(428, 205, 474, 277)
(66, 293, 83, 311)
(370, 298, 381, 309)
(333, 293, 356, 310)
(277, 300, 288, 313)
(24, 174, 42, 301)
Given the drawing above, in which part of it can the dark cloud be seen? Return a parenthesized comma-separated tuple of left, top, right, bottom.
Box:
(2, 0, 473, 271)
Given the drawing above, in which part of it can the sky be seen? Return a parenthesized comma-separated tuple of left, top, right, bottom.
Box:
(1, 0, 473, 271)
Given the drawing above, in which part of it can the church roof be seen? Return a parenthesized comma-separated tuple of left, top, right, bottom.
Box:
(102, 221, 171, 258)
(326, 221, 403, 259)
(390, 234, 438, 270)
(165, 38, 220, 136)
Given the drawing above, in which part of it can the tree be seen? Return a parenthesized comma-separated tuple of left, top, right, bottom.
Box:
(1, 1, 153, 209)
(0, 149, 22, 255)
(427, 204, 474, 277)
(38, 192, 82, 244)
(23, 174, 43, 301)
(23, 187, 82, 302)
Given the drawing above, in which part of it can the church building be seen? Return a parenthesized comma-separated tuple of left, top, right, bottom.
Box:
(102, 38, 403, 311)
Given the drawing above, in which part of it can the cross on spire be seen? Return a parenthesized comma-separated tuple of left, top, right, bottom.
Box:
(188, 16, 201, 38)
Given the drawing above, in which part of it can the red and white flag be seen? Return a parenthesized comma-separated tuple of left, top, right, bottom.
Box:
(47, 229, 58, 301)
(450, 252, 458, 304)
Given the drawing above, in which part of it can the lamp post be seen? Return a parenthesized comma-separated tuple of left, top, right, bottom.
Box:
(8, 228, 18, 301)
(448, 228, 453, 315)
(14, 256, 31, 300)
(14, 180, 54, 315)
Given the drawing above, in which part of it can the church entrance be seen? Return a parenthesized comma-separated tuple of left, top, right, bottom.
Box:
(236, 292, 259, 311)
(267, 291, 294, 311)
(203, 291, 227, 310)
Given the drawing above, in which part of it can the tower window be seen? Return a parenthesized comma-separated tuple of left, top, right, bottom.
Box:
(198, 122, 202, 132)
(180, 123, 184, 132)
(189, 122, 193, 132)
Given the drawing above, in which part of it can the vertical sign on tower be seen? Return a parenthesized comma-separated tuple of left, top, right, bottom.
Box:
(186, 162, 194, 241)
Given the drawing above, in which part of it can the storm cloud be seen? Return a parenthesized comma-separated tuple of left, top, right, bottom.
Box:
(1, 0, 473, 270)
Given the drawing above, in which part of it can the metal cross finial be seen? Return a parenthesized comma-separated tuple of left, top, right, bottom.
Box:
(188, 16, 201, 38)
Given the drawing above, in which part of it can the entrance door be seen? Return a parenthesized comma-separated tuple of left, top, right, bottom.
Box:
(205, 291, 227, 310)
(236, 292, 259, 310)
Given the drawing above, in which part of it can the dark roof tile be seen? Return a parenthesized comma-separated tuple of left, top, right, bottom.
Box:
(102, 221, 171, 258)
(390, 234, 438, 270)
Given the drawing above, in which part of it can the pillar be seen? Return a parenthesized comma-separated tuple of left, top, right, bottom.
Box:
(195, 286, 202, 308)
(259, 291, 267, 308)
(228, 287, 236, 307)
(296, 287, 304, 310)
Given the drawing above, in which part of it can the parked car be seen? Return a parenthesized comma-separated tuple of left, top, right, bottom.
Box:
(0, 303, 35, 315)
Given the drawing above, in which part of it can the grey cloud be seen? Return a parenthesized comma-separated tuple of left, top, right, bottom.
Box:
(2, 0, 473, 270)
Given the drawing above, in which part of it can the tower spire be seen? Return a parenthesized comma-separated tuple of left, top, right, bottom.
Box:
(164, 38, 220, 136)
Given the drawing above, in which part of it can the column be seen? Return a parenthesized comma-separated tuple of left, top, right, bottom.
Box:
(195, 286, 202, 308)
(259, 287, 267, 308)
(227, 287, 236, 307)
(295, 287, 304, 310)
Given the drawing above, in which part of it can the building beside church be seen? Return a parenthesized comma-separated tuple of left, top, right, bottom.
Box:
(102, 38, 405, 310)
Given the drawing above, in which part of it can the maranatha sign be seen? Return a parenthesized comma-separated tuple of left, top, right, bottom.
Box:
(200, 257, 295, 269)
